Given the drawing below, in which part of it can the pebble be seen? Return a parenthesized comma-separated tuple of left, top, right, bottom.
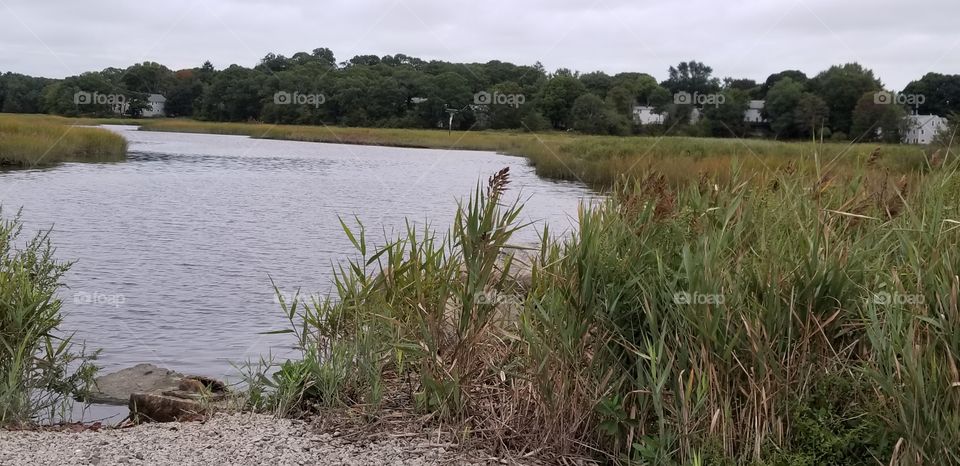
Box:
(0, 413, 518, 465)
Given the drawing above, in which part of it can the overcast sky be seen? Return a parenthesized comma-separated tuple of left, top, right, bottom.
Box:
(1, 0, 957, 89)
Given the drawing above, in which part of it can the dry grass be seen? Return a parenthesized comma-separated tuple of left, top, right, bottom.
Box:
(0, 114, 127, 167)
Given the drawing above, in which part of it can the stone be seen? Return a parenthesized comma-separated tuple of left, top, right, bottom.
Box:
(129, 393, 207, 423)
(89, 364, 183, 405)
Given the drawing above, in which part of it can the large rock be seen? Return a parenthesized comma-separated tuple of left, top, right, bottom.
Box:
(90, 364, 232, 423)
(89, 364, 183, 405)
(130, 376, 231, 423)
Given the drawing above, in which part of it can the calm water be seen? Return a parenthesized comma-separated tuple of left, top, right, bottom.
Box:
(1, 125, 591, 381)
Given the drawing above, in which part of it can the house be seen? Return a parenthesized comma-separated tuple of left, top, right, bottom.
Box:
(744, 100, 766, 124)
(903, 114, 948, 145)
(632, 105, 665, 125)
(632, 99, 768, 126)
(142, 94, 166, 118)
(112, 93, 166, 117)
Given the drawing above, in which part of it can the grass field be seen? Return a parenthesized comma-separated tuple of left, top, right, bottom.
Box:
(135, 119, 937, 187)
(0, 114, 127, 168)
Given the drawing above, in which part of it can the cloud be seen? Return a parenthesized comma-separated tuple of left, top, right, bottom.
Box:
(1, 0, 957, 89)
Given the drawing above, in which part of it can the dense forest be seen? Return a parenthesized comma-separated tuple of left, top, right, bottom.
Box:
(1, 48, 959, 141)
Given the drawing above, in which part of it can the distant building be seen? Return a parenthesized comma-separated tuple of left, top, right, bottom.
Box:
(142, 94, 166, 118)
(744, 100, 766, 124)
(632, 105, 665, 125)
(113, 93, 166, 118)
(903, 114, 948, 145)
(632, 99, 768, 126)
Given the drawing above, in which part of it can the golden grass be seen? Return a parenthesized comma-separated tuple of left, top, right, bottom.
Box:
(136, 119, 935, 187)
(0, 114, 127, 167)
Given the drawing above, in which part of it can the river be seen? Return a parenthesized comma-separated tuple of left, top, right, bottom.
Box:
(0, 125, 592, 382)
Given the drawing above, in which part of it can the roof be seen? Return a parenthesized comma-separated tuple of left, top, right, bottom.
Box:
(148, 94, 167, 103)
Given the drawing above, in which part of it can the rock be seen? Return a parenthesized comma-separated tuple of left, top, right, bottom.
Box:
(129, 374, 231, 423)
(89, 364, 183, 405)
(129, 393, 207, 423)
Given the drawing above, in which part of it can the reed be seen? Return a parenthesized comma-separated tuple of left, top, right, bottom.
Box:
(0, 114, 127, 168)
(0, 210, 98, 426)
(252, 159, 960, 464)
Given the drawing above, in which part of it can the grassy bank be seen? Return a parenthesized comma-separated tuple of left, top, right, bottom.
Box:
(0, 211, 97, 426)
(0, 114, 127, 168)
(248, 162, 960, 464)
(136, 119, 935, 187)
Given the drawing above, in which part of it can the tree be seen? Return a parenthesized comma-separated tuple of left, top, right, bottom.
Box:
(850, 91, 907, 143)
(121, 62, 173, 94)
(662, 60, 721, 95)
(764, 78, 805, 138)
(569, 93, 629, 135)
(809, 63, 882, 135)
(702, 89, 750, 137)
(902, 73, 960, 116)
(538, 75, 586, 129)
(164, 70, 203, 117)
(0, 73, 50, 113)
(758, 70, 808, 98)
(579, 71, 613, 98)
(794, 93, 829, 139)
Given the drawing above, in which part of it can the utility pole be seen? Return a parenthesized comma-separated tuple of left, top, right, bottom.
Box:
(445, 107, 459, 135)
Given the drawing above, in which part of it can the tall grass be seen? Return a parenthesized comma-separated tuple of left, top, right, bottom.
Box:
(0, 114, 127, 168)
(252, 160, 960, 464)
(0, 210, 98, 426)
(137, 119, 932, 188)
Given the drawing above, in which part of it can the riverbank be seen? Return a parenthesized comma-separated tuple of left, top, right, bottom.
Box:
(133, 119, 931, 187)
(0, 114, 127, 168)
(0, 413, 527, 465)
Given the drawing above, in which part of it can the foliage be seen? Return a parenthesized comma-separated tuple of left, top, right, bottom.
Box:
(250, 158, 960, 464)
(0, 211, 98, 426)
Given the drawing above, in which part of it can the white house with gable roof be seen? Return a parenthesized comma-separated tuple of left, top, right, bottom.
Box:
(903, 114, 948, 145)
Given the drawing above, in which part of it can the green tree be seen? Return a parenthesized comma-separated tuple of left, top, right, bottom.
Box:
(810, 63, 882, 135)
(850, 91, 907, 143)
(662, 60, 721, 95)
(569, 93, 629, 135)
(702, 89, 750, 137)
(794, 93, 830, 139)
(764, 77, 805, 138)
(538, 75, 586, 129)
(759, 70, 808, 98)
(902, 72, 960, 116)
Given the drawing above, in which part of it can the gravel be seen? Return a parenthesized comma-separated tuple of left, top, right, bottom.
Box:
(0, 413, 513, 465)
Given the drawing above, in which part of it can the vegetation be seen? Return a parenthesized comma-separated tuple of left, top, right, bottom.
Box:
(246, 157, 960, 464)
(3, 53, 959, 139)
(0, 211, 97, 426)
(0, 114, 127, 168)
(136, 118, 934, 187)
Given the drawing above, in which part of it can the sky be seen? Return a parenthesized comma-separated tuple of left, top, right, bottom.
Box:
(1, 0, 957, 90)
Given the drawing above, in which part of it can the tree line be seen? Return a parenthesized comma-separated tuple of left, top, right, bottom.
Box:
(1, 48, 958, 142)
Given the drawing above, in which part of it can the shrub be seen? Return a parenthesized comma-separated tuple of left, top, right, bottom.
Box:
(0, 210, 97, 426)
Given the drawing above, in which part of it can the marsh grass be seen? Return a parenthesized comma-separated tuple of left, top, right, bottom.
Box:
(0, 210, 98, 426)
(137, 119, 932, 187)
(251, 159, 960, 464)
(0, 114, 127, 168)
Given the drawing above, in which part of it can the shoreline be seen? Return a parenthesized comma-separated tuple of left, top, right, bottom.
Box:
(126, 118, 932, 187)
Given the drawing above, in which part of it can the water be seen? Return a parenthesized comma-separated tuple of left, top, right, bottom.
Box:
(0, 125, 592, 382)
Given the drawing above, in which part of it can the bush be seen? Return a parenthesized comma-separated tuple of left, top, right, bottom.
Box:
(0, 211, 97, 426)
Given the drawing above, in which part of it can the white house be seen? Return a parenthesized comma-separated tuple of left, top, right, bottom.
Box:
(744, 100, 766, 123)
(903, 114, 948, 145)
(142, 94, 166, 118)
(632, 105, 665, 125)
(633, 100, 768, 126)
(113, 93, 166, 117)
